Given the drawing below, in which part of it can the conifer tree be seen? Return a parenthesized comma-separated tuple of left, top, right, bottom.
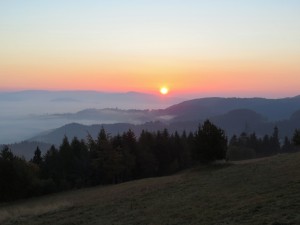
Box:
(32, 146, 42, 165)
(292, 129, 300, 146)
(194, 120, 227, 162)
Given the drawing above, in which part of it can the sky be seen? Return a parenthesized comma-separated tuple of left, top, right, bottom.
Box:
(0, 0, 300, 97)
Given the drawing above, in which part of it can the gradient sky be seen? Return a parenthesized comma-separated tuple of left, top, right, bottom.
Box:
(1, 0, 300, 97)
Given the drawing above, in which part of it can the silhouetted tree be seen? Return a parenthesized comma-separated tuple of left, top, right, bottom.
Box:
(69, 137, 91, 187)
(0, 146, 40, 201)
(292, 129, 300, 146)
(281, 136, 293, 152)
(229, 135, 238, 146)
(136, 130, 158, 178)
(179, 131, 192, 167)
(238, 132, 249, 146)
(171, 131, 185, 170)
(120, 129, 137, 180)
(0, 145, 14, 161)
(261, 134, 271, 156)
(41, 145, 60, 188)
(270, 126, 280, 154)
(31, 146, 42, 166)
(248, 132, 259, 150)
(154, 129, 174, 175)
(194, 120, 227, 162)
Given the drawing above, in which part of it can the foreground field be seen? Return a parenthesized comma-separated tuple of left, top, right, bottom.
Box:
(1, 152, 300, 225)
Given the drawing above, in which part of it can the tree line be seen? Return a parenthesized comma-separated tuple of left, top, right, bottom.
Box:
(228, 126, 300, 160)
(1, 120, 300, 202)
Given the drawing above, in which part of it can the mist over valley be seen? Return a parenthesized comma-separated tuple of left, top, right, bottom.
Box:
(2, 91, 300, 159)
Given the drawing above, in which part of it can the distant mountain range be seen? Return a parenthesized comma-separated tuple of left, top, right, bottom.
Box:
(0, 90, 182, 111)
(162, 96, 300, 121)
(4, 95, 300, 159)
(29, 96, 300, 144)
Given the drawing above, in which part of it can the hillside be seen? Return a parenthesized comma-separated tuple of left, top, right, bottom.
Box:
(25, 96, 300, 145)
(164, 96, 300, 121)
(26, 107, 300, 151)
(1, 152, 300, 225)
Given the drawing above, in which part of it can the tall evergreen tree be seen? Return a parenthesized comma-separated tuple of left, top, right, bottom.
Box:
(0, 145, 14, 161)
(194, 120, 227, 162)
(32, 146, 42, 165)
(136, 130, 158, 178)
(292, 129, 300, 146)
(271, 126, 280, 153)
(281, 136, 293, 152)
(229, 135, 238, 146)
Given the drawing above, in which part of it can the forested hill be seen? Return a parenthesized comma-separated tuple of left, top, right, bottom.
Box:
(162, 96, 300, 121)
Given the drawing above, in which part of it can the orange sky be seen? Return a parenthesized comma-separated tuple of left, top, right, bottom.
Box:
(1, 1, 300, 97)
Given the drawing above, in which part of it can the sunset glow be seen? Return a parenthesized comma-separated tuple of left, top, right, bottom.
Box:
(0, 1, 300, 97)
(160, 87, 169, 95)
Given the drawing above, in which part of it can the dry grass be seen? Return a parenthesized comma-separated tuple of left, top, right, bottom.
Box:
(0, 200, 72, 223)
(1, 152, 300, 225)
(0, 171, 185, 224)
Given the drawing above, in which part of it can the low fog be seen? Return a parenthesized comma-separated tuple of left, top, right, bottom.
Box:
(0, 91, 181, 144)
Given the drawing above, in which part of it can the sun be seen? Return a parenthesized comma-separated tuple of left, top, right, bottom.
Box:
(160, 87, 169, 95)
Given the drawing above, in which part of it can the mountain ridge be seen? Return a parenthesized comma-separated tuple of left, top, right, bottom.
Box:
(3, 94, 300, 159)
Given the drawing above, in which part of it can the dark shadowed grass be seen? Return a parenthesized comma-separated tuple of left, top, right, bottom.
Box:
(1, 152, 300, 225)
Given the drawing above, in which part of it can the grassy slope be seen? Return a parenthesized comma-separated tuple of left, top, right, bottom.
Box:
(1, 152, 300, 225)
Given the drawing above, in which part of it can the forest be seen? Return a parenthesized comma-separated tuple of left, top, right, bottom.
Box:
(1, 120, 300, 202)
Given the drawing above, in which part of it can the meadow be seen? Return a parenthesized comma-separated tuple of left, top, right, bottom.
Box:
(1, 152, 300, 225)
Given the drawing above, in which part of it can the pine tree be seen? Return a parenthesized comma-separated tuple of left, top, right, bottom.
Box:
(271, 126, 280, 153)
(281, 136, 293, 152)
(32, 146, 42, 165)
(292, 129, 300, 146)
(194, 120, 227, 162)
